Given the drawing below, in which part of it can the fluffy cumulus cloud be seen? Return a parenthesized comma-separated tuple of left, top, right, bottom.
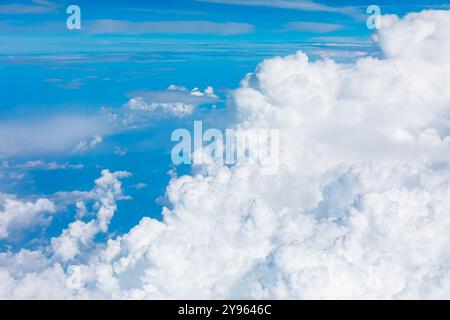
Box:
(0, 197, 55, 239)
(51, 170, 131, 262)
(2, 10, 450, 299)
(123, 85, 219, 118)
(0, 169, 130, 298)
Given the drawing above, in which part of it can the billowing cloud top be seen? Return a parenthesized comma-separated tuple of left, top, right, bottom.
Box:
(2, 10, 450, 299)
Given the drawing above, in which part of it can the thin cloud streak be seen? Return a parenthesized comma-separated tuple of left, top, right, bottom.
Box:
(283, 21, 345, 33)
(195, 0, 360, 16)
(84, 20, 255, 36)
(0, 0, 60, 15)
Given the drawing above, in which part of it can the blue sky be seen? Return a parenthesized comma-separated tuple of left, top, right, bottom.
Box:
(1, 0, 449, 250)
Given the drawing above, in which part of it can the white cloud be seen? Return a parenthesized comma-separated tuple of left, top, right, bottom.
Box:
(190, 86, 218, 99)
(2, 10, 450, 299)
(0, 169, 130, 243)
(125, 98, 195, 117)
(123, 85, 219, 118)
(73, 136, 103, 154)
(51, 170, 131, 262)
(167, 85, 188, 92)
(113, 147, 127, 157)
(0, 197, 55, 239)
(0, 84, 216, 159)
(133, 183, 148, 190)
(0, 170, 131, 298)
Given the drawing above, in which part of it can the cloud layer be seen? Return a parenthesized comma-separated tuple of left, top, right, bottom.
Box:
(2, 10, 450, 299)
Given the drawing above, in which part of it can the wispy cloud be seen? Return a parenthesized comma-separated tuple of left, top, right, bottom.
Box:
(73, 136, 103, 154)
(0, 115, 109, 157)
(0, 19, 254, 36)
(310, 36, 374, 45)
(84, 20, 255, 36)
(284, 21, 345, 33)
(8, 160, 84, 170)
(122, 7, 208, 16)
(195, 0, 359, 15)
(0, 0, 59, 15)
(55, 78, 85, 90)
